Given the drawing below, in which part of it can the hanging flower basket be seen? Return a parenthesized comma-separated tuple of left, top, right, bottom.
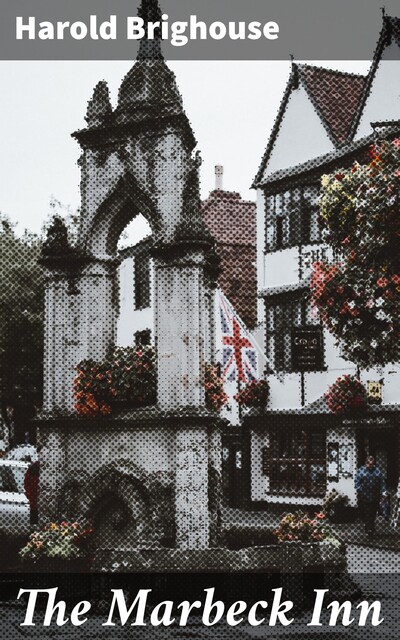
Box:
(234, 379, 269, 408)
(324, 375, 367, 415)
(311, 137, 400, 369)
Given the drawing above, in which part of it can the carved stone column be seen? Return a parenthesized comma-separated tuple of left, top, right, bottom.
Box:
(38, 429, 66, 524)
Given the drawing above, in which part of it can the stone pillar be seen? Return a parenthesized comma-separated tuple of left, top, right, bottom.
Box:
(154, 248, 211, 410)
(175, 428, 210, 549)
(38, 428, 66, 524)
(42, 257, 117, 413)
(154, 243, 219, 549)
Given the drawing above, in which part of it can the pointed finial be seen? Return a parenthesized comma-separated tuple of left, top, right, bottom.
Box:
(381, 6, 386, 18)
(137, 0, 164, 60)
(85, 81, 112, 127)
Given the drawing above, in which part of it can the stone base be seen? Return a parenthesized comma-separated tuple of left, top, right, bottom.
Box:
(93, 542, 347, 573)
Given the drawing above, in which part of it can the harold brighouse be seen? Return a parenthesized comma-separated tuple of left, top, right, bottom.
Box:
(15, 15, 279, 46)
(17, 587, 383, 628)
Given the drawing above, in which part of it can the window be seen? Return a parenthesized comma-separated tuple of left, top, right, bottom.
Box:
(267, 297, 302, 372)
(134, 254, 150, 310)
(269, 427, 326, 496)
(135, 329, 151, 346)
(264, 184, 321, 252)
(302, 186, 321, 244)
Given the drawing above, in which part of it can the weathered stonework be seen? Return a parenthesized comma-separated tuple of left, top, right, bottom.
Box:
(38, 1, 223, 563)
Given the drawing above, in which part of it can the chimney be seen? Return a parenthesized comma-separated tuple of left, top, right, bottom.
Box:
(215, 165, 223, 191)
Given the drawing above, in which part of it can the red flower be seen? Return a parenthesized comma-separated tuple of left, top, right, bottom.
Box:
(377, 277, 389, 288)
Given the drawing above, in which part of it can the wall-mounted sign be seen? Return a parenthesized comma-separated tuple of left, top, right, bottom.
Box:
(327, 442, 339, 482)
(367, 380, 383, 405)
(340, 443, 353, 478)
(291, 326, 323, 372)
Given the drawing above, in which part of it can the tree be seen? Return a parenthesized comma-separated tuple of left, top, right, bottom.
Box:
(311, 137, 400, 369)
(0, 215, 43, 440)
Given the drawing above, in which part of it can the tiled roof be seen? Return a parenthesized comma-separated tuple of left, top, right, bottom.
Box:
(299, 65, 367, 146)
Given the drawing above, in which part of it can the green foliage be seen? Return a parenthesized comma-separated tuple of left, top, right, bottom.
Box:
(20, 520, 94, 562)
(0, 215, 43, 415)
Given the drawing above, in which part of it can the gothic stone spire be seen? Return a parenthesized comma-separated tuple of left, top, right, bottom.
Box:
(137, 0, 164, 61)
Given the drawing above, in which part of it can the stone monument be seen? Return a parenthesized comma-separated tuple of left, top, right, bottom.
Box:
(37, 0, 223, 563)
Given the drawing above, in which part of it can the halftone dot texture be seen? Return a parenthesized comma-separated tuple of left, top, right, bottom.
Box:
(0, 12, 399, 638)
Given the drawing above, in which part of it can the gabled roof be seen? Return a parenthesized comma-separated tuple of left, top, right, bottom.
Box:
(253, 15, 400, 190)
(298, 65, 366, 146)
(253, 63, 367, 188)
(350, 15, 400, 140)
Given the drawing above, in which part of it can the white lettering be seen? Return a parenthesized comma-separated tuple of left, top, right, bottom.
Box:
(229, 21, 246, 40)
(308, 589, 328, 626)
(70, 22, 88, 40)
(127, 17, 145, 40)
(171, 22, 189, 47)
(263, 21, 279, 40)
(248, 600, 268, 626)
(209, 21, 227, 40)
(327, 600, 355, 626)
(99, 15, 117, 40)
(248, 21, 262, 40)
(226, 600, 247, 626)
(38, 22, 55, 40)
(103, 589, 150, 626)
(16, 17, 35, 39)
(202, 588, 224, 626)
(356, 601, 384, 626)
(176, 599, 202, 626)
(189, 15, 207, 39)
(269, 588, 294, 626)
(150, 601, 175, 626)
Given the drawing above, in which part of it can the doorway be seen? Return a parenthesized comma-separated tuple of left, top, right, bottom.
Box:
(222, 436, 249, 508)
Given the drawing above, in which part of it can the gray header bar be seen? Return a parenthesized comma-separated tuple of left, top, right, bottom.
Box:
(1, 0, 400, 60)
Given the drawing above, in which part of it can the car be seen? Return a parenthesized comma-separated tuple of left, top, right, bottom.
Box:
(0, 460, 30, 541)
(5, 444, 37, 463)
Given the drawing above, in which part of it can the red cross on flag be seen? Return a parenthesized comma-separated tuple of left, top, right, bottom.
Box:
(216, 290, 259, 383)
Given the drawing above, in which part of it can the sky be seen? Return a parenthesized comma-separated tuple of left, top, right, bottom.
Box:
(0, 59, 370, 243)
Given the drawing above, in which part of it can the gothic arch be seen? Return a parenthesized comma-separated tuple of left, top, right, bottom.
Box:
(77, 460, 175, 547)
(80, 172, 161, 260)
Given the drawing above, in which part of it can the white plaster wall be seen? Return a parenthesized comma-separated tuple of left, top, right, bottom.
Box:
(116, 256, 154, 347)
(261, 86, 335, 180)
(269, 373, 301, 409)
(355, 46, 400, 140)
(263, 247, 299, 289)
